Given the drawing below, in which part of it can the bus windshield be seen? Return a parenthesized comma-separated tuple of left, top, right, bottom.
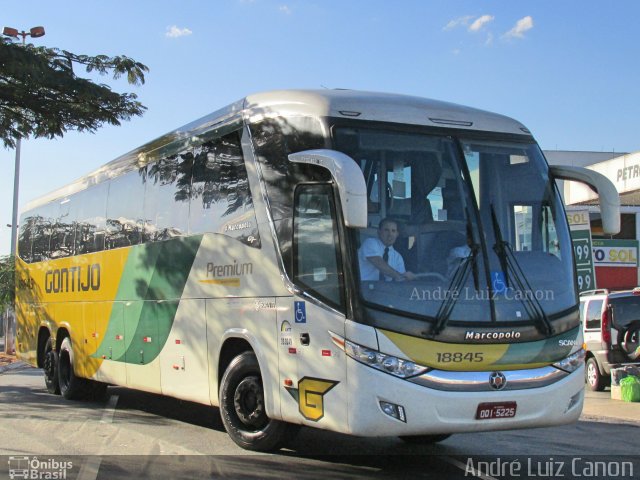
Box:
(333, 126, 576, 328)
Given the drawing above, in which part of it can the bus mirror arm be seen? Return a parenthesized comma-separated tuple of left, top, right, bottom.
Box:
(289, 149, 368, 228)
(549, 165, 621, 235)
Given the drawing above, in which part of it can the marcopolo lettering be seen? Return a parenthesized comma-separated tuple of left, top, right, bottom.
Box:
(45, 264, 101, 294)
(465, 330, 522, 341)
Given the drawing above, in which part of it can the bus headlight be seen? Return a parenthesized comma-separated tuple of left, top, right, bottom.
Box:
(344, 340, 430, 378)
(552, 348, 586, 373)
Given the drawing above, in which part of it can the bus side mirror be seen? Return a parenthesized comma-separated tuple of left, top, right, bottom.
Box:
(288, 149, 367, 228)
(549, 165, 620, 235)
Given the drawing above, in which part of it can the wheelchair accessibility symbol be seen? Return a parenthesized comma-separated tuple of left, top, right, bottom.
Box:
(294, 301, 307, 323)
(491, 271, 507, 294)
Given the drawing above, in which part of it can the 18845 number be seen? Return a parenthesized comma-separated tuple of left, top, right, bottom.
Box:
(436, 352, 484, 363)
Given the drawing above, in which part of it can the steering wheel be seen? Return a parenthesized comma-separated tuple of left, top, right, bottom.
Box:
(414, 272, 447, 282)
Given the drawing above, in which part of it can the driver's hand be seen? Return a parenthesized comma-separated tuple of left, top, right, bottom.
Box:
(400, 271, 417, 281)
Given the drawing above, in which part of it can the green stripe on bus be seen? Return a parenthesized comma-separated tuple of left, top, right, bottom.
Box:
(94, 235, 202, 363)
(495, 326, 580, 366)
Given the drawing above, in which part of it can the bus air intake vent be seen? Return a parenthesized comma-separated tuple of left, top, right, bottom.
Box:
(428, 117, 473, 127)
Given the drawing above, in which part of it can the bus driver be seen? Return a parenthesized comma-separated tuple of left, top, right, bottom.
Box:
(358, 218, 416, 282)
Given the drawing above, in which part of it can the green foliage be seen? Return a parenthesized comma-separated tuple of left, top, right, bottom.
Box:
(0, 256, 15, 311)
(0, 37, 149, 148)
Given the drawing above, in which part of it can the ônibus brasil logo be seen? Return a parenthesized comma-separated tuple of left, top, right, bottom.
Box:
(7, 456, 73, 479)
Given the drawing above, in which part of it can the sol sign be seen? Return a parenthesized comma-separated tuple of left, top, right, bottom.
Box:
(592, 240, 638, 267)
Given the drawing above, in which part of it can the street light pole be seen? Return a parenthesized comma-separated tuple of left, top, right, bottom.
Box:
(9, 138, 21, 257)
(2, 26, 45, 257)
(2, 26, 44, 354)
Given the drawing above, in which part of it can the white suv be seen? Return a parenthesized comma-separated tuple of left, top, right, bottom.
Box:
(579, 288, 640, 391)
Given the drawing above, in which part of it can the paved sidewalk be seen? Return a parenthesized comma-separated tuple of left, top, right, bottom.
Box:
(0, 335, 19, 372)
(581, 387, 640, 425)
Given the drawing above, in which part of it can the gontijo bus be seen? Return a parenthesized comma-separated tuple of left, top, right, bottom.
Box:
(15, 90, 620, 451)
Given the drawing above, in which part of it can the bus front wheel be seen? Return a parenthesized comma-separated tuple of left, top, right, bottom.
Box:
(58, 337, 90, 400)
(219, 351, 297, 452)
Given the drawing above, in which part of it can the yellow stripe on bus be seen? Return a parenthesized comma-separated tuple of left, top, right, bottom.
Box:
(199, 278, 241, 287)
(379, 329, 511, 371)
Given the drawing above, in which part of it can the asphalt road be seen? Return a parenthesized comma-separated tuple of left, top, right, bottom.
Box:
(0, 365, 637, 480)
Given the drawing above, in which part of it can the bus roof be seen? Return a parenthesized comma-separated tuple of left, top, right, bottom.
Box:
(244, 89, 529, 135)
(24, 89, 532, 212)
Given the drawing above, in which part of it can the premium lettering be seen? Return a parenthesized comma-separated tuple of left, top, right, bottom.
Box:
(206, 260, 253, 278)
(45, 264, 101, 294)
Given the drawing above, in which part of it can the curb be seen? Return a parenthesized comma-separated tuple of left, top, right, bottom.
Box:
(579, 413, 640, 427)
(0, 361, 30, 375)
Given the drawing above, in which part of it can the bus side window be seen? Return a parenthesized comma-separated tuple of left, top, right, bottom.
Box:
(105, 172, 144, 250)
(293, 184, 345, 311)
(142, 154, 191, 242)
(17, 212, 35, 263)
(189, 130, 260, 247)
(50, 197, 75, 258)
(74, 183, 108, 254)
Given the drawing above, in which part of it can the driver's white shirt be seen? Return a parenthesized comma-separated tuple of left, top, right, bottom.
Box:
(358, 237, 406, 281)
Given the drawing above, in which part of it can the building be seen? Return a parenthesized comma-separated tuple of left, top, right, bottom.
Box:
(545, 150, 639, 290)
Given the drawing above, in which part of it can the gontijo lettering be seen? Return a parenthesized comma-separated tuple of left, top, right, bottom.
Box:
(45, 264, 101, 293)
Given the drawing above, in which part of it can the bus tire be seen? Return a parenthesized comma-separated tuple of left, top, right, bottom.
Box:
(43, 337, 60, 395)
(399, 434, 451, 444)
(88, 381, 109, 401)
(585, 357, 605, 392)
(58, 337, 90, 400)
(219, 351, 296, 452)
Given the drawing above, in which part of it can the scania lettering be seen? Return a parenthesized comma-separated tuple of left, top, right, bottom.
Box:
(15, 90, 620, 451)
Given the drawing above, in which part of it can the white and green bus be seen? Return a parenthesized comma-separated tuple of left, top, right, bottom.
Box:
(15, 90, 619, 451)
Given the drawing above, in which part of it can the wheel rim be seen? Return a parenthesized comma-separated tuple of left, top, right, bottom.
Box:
(59, 349, 71, 392)
(43, 346, 56, 382)
(587, 362, 597, 386)
(233, 375, 267, 430)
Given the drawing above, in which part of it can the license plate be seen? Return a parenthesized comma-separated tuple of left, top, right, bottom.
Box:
(475, 402, 517, 420)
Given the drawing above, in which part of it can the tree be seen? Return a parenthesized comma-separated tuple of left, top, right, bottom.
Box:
(0, 256, 14, 312)
(0, 36, 149, 148)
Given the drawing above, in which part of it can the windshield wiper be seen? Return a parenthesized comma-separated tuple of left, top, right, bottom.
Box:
(431, 214, 480, 336)
(490, 204, 555, 336)
(431, 243, 479, 336)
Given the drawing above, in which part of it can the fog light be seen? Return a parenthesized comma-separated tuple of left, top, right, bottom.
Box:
(379, 401, 406, 422)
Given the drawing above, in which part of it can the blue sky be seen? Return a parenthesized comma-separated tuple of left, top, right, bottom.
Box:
(2, 0, 640, 254)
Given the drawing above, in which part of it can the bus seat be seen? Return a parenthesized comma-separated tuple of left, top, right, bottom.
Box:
(416, 229, 467, 276)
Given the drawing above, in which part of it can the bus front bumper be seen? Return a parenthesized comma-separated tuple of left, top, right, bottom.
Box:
(346, 360, 584, 437)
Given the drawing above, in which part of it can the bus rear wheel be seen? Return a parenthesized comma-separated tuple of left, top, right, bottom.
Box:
(399, 434, 452, 444)
(219, 351, 297, 452)
(58, 337, 91, 400)
(43, 337, 60, 395)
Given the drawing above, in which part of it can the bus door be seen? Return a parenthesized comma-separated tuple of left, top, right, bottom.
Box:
(280, 184, 348, 431)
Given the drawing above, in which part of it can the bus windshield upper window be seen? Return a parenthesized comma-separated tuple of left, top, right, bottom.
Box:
(333, 127, 490, 324)
(333, 126, 577, 326)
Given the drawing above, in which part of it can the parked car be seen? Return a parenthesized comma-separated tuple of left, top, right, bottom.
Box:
(579, 288, 640, 391)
